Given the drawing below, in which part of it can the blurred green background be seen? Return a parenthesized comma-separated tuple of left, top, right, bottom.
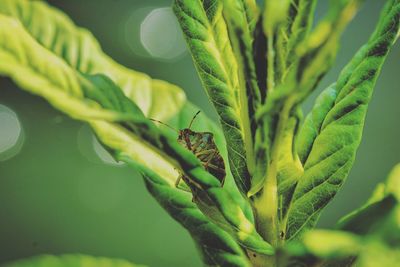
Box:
(0, 0, 398, 266)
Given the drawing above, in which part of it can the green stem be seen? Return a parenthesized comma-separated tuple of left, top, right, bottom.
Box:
(252, 99, 293, 247)
(267, 35, 275, 94)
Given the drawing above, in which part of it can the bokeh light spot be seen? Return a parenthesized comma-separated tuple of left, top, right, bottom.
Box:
(77, 124, 124, 166)
(0, 104, 24, 161)
(92, 133, 124, 166)
(140, 7, 186, 60)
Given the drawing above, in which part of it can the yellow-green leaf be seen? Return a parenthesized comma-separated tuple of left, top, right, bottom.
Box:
(284, 0, 400, 241)
(2, 254, 145, 267)
(0, 0, 185, 121)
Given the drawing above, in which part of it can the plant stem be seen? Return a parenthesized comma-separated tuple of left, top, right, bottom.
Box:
(252, 99, 293, 248)
(267, 35, 275, 94)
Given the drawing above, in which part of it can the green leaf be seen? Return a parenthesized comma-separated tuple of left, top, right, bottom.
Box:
(283, 0, 400, 241)
(285, 231, 400, 267)
(262, 0, 291, 89)
(121, 107, 274, 257)
(285, 0, 318, 64)
(0, 3, 247, 263)
(287, 230, 362, 259)
(337, 164, 400, 238)
(0, 14, 181, 187)
(0, 0, 185, 122)
(291, 0, 364, 101)
(155, 102, 257, 265)
(134, 165, 251, 267)
(0, 4, 227, 262)
(0, 12, 272, 259)
(253, 3, 364, 217)
(266, 0, 318, 91)
(285, 211, 400, 267)
(249, 0, 318, 204)
(221, 0, 262, 131)
(262, 0, 291, 36)
(168, 102, 255, 224)
(117, 120, 274, 257)
(296, 84, 337, 164)
(336, 194, 397, 236)
(153, 104, 266, 254)
(2, 254, 145, 267)
(0, 3, 275, 260)
(173, 0, 254, 195)
(284, 166, 400, 266)
(258, 0, 364, 117)
(355, 241, 400, 267)
(385, 163, 400, 201)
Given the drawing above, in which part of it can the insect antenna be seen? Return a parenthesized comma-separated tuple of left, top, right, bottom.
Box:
(188, 110, 201, 129)
(150, 119, 179, 134)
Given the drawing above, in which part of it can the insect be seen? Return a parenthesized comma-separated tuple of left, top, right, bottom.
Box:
(150, 111, 226, 191)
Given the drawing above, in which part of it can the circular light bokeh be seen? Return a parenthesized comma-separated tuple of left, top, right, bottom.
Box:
(0, 104, 24, 161)
(77, 124, 124, 166)
(139, 7, 186, 60)
(92, 133, 124, 166)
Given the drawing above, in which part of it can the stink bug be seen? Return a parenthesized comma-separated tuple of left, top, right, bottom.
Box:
(150, 111, 226, 190)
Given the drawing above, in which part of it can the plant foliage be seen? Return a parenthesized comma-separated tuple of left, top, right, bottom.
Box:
(0, 0, 399, 266)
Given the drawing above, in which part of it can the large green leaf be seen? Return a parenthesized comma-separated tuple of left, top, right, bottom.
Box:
(337, 164, 400, 238)
(173, 0, 254, 195)
(155, 104, 271, 257)
(244, 0, 317, 246)
(220, 0, 261, 104)
(248, 1, 364, 245)
(0, 0, 185, 122)
(0, 13, 179, 186)
(283, 0, 400, 241)
(134, 164, 251, 267)
(263, 0, 318, 92)
(0, 1, 251, 263)
(258, 0, 364, 117)
(0, 10, 273, 258)
(289, 0, 365, 103)
(286, 230, 400, 267)
(284, 229, 361, 267)
(1, 254, 145, 267)
(173, 3, 276, 252)
(286, 230, 362, 260)
(262, 0, 291, 36)
(355, 241, 400, 267)
(221, 0, 261, 156)
(145, 102, 254, 266)
(336, 194, 398, 236)
(262, 0, 291, 90)
(128, 101, 267, 266)
(285, 164, 400, 266)
(385, 164, 400, 200)
(285, 0, 318, 65)
(168, 103, 255, 224)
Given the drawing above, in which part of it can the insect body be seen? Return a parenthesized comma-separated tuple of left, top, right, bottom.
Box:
(177, 128, 226, 188)
(151, 111, 226, 190)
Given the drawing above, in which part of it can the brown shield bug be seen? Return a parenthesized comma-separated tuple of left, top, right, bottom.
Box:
(150, 111, 226, 190)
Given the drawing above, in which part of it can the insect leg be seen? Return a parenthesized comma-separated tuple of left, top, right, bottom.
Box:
(175, 174, 192, 192)
(194, 149, 216, 159)
(199, 150, 226, 186)
(175, 174, 182, 187)
(202, 149, 217, 169)
(203, 163, 225, 173)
